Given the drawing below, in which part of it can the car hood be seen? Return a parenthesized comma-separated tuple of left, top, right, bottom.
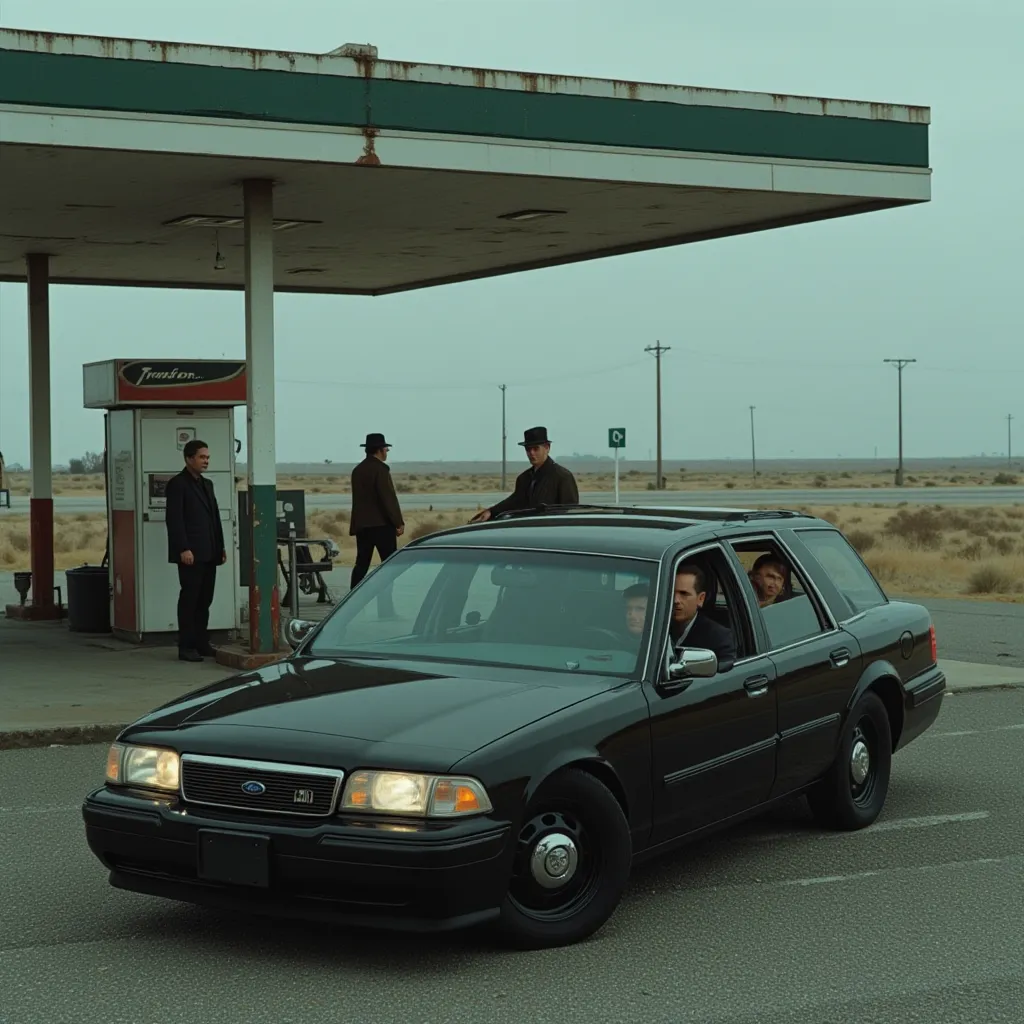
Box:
(122, 656, 622, 771)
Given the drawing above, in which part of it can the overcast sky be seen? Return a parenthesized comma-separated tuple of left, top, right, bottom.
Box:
(0, 0, 1021, 466)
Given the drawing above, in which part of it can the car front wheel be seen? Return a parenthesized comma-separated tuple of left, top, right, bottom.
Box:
(496, 768, 632, 949)
(807, 690, 892, 830)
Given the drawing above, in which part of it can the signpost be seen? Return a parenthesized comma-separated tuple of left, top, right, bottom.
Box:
(608, 428, 626, 503)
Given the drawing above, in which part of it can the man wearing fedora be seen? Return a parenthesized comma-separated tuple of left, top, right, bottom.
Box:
(471, 426, 579, 523)
(349, 432, 405, 591)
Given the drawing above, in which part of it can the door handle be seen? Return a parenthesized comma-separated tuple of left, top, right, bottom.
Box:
(744, 675, 770, 697)
(830, 648, 851, 669)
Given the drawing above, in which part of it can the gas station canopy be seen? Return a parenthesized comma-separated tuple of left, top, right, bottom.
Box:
(0, 29, 930, 296)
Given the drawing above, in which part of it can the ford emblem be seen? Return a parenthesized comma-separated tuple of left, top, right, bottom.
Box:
(241, 780, 266, 795)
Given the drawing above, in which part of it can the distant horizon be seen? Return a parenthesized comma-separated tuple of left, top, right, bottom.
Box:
(4, 454, 1020, 474)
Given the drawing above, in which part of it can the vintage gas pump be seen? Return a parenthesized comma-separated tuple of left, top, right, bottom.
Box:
(83, 359, 246, 643)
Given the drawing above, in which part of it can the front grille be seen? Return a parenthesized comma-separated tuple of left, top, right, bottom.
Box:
(180, 754, 344, 817)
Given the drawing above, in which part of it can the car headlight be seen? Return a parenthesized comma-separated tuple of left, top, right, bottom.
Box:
(340, 770, 492, 818)
(105, 742, 180, 793)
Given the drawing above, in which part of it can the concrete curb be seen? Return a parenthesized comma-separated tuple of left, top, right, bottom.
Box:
(946, 682, 1024, 695)
(0, 722, 126, 750)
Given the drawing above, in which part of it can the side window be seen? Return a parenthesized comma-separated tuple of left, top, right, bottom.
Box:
(796, 529, 888, 615)
(730, 539, 831, 651)
(667, 546, 754, 662)
(335, 558, 449, 645)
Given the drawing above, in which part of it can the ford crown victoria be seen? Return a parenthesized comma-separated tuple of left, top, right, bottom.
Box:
(83, 505, 945, 948)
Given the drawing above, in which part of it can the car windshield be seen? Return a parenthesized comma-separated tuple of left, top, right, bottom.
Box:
(307, 546, 657, 677)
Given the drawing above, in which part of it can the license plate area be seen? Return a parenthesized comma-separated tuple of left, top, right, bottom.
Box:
(197, 829, 270, 888)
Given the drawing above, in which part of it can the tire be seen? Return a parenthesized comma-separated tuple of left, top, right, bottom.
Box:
(807, 690, 892, 830)
(495, 768, 632, 949)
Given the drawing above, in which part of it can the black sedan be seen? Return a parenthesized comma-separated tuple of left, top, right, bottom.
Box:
(83, 505, 945, 949)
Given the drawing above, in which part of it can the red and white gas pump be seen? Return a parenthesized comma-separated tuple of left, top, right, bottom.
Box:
(83, 359, 246, 643)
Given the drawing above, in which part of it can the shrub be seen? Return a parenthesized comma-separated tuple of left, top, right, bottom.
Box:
(966, 564, 1015, 595)
(813, 474, 828, 488)
(994, 473, 1019, 485)
(409, 518, 445, 541)
(988, 535, 1016, 557)
(845, 529, 876, 553)
(884, 508, 943, 550)
(960, 541, 985, 561)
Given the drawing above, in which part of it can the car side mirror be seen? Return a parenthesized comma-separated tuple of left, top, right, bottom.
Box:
(666, 647, 718, 683)
(284, 617, 315, 648)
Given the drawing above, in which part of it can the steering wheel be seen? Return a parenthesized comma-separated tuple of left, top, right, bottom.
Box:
(578, 626, 623, 646)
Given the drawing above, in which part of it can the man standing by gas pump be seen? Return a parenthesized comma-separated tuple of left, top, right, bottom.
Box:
(165, 439, 226, 662)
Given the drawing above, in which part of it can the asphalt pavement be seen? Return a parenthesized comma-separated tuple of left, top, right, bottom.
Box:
(905, 596, 1024, 669)
(1, 691, 1022, 1024)
(2, 484, 1023, 517)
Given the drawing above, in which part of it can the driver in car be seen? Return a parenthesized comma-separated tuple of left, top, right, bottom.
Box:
(623, 583, 649, 639)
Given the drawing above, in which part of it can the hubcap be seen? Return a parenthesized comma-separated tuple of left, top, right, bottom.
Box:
(529, 832, 579, 889)
(850, 738, 871, 785)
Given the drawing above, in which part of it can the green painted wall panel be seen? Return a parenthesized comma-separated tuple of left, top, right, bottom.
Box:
(0, 49, 928, 168)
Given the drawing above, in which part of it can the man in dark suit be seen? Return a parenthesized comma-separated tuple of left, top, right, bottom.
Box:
(670, 563, 737, 669)
(470, 426, 579, 523)
(349, 432, 405, 591)
(165, 439, 226, 662)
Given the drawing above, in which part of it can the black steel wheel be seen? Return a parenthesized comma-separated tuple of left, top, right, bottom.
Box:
(496, 768, 631, 949)
(807, 690, 892, 830)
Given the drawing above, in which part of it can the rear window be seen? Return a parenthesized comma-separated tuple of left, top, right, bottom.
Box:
(796, 529, 888, 615)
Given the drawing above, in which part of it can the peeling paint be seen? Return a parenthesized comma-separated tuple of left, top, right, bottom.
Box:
(0, 27, 932, 123)
(354, 53, 376, 79)
(356, 127, 381, 166)
(270, 588, 280, 651)
(250, 583, 262, 651)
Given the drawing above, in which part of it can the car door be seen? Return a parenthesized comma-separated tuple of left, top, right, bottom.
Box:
(725, 531, 863, 798)
(647, 542, 779, 845)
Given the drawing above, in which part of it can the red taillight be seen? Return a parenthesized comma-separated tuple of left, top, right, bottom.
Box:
(929, 624, 938, 664)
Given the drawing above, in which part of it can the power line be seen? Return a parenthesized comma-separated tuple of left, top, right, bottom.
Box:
(275, 355, 650, 392)
(645, 342, 671, 490)
(499, 384, 507, 489)
(749, 405, 757, 483)
(884, 358, 916, 486)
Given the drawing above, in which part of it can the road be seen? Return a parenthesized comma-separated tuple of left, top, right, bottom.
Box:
(907, 596, 1024, 669)
(2, 485, 1023, 517)
(1, 692, 1021, 1023)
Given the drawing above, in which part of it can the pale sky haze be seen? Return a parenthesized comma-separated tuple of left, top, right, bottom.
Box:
(0, 0, 1021, 466)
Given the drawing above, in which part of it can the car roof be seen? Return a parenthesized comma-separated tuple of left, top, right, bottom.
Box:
(410, 504, 831, 560)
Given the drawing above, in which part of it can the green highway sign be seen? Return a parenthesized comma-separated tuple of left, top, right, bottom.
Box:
(608, 428, 626, 449)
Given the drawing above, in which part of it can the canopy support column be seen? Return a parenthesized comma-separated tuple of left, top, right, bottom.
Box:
(243, 179, 280, 654)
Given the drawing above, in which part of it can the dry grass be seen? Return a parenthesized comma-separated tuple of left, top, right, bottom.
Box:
(2, 503, 1022, 602)
(0, 509, 476, 573)
(794, 503, 1024, 602)
(5, 466, 1023, 497)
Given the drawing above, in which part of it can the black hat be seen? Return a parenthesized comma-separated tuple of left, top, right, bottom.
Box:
(362, 432, 391, 449)
(518, 426, 551, 447)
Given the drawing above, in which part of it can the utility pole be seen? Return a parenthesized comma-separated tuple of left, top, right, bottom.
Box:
(499, 384, 507, 490)
(645, 342, 671, 489)
(883, 358, 916, 486)
(749, 405, 757, 483)
(1009, 414, 1014, 467)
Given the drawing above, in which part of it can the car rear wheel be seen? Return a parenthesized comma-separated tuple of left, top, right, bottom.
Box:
(496, 768, 631, 949)
(807, 690, 892, 830)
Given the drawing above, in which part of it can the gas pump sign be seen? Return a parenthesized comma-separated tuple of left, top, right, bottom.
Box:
(176, 427, 196, 451)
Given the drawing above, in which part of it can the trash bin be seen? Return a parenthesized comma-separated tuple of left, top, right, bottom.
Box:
(66, 565, 111, 633)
